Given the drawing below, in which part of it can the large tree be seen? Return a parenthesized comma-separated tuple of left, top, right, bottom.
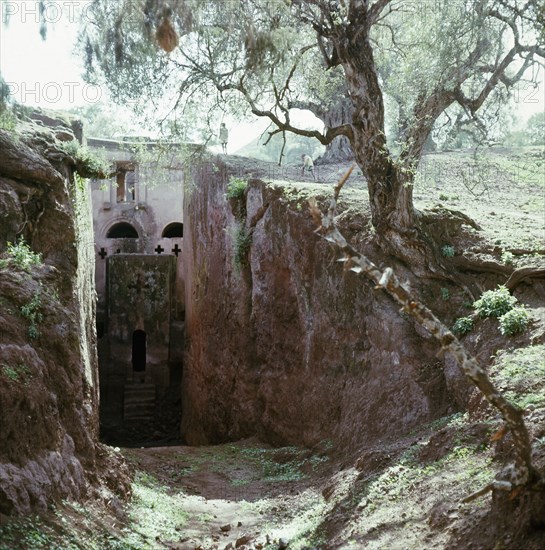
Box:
(82, 0, 544, 267)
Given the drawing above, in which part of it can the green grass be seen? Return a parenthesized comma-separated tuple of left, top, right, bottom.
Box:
(489, 345, 545, 408)
(0, 516, 74, 550)
(115, 471, 189, 549)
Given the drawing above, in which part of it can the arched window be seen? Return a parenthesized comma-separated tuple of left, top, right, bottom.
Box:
(106, 222, 139, 238)
(162, 222, 184, 238)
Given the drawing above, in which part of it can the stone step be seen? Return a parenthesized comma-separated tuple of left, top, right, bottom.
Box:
(123, 383, 156, 420)
(124, 388, 156, 398)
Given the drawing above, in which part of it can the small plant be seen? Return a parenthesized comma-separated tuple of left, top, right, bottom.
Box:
(21, 287, 44, 339)
(440, 287, 450, 300)
(233, 225, 252, 270)
(226, 177, 248, 199)
(439, 193, 449, 201)
(452, 316, 474, 335)
(441, 244, 455, 257)
(58, 140, 110, 178)
(0, 363, 30, 382)
(6, 238, 42, 271)
(501, 250, 515, 265)
(0, 108, 17, 131)
(499, 307, 529, 336)
(473, 285, 517, 318)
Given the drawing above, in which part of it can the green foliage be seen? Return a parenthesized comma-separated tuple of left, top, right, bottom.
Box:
(501, 250, 515, 265)
(21, 287, 44, 339)
(121, 470, 189, 547)
(0, 73, 17, 131)
(490, 345, 545, 408)
(6, 239, 42, 271)
(440, 287, 450, 300)
(473, 285, 517, 318)
(0, 363, 30, 382)
(0, 516, 61, 550)
(441, 244, 455, 257)
(233, 225, 252, 271)
(525, 112, 545, 146)
(452, 316, 473, 335)
(226, 177, 248, 199)
(58, 140, 110, 178)
(499, 307, 529, 336)
(0, 108, 17, 131)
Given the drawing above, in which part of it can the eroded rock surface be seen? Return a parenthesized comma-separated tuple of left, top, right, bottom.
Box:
(0, 120, 130, 514)
(182, 161, 455, 449)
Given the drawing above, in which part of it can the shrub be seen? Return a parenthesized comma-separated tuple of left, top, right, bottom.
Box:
(441, 245, 455, 257)
(0, 109, 17, 131)
(473, 286, 517, 318)
(21, 287, 43, 339)
(58, 140, 110, 177)
(440, 287, 450, 300)
(499, 307, 529, 336)
(6, 239, 42, 271)
(452, 316, 473, 335)
(226, 177, 248, 199)
(233, 225, 252, 270)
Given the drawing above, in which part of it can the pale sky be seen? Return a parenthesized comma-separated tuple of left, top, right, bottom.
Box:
(0, 0, 543, 149)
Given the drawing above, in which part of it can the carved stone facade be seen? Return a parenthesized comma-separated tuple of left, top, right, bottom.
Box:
(88, 138, 185, 442)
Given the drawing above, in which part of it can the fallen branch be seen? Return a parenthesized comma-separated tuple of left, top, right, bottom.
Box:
(309, 166, 540, 498)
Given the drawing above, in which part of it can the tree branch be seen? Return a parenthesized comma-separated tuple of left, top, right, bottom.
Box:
(368, 0, 394, 27)
(308, 167, 540, 496)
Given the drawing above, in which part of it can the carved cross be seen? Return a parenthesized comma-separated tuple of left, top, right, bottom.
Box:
(128, 272, 150, 295)
(155, 244, 165, 254)
(98, 248, 107, 259)
(172, 244, 181, 257)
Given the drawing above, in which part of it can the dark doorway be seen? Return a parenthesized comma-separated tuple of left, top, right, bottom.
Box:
(107, 222, 139, 239)
(132, 329, 147, 373)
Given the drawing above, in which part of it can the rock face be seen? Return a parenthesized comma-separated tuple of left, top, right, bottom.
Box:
(0, 122, 130, 514)
(182, 161, 453, 449)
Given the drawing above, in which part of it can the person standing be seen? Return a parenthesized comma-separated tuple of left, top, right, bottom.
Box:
(219, 122, 229, 154)
(301, 154, 316, 181)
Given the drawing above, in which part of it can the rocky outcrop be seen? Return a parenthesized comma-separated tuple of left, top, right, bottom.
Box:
(0, 120, 130, 515)
(182, 161, 455, 450)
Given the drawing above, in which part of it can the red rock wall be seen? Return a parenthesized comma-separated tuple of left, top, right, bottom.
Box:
(182, 162, 453, 450)
(0, 125, 129, 514)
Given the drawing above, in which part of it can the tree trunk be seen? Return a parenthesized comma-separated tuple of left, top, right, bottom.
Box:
(332, 16, 416, 235)
(289, 96, 355, 163)
(317, 97, 354, 163)
(328, 11, 442, 272)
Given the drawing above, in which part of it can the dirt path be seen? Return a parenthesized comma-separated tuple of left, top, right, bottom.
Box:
(119, 439, 332, 549)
